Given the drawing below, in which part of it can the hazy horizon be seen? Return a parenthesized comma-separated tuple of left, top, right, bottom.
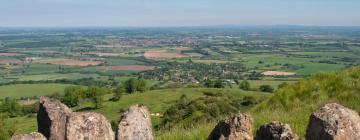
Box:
(1, 0, 360, 27)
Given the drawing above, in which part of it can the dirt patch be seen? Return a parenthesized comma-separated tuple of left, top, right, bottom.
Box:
(261, 71, 296, 76)
(0, 60, 23, 65)
(83, 52, 124, 57)
(37, 59, 102, 66)
(144, 51, 188, 59)
(184, 53, 204, 57)
(97, 65, 155, 71)
(0, 52, 22, 56)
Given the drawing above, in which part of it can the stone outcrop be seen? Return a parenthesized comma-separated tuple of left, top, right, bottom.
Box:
(10, 132, 47, 140)
(117, 104, 153, 140)
(66, 112, 115, 140)
(37, 96, 72, 140)
(306, 103, 360, 140)
(254, 122, 298, 140)
(208, 112, 253, 140)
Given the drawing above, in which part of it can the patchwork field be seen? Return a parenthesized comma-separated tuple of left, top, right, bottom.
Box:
(17, 73, 98, 81)
(0, 52, 22, 56)
(36, 59, 103, 66)
(97, 65, 155, 71)
(0, 60, 22, 65)
(144, 51, 188, 59)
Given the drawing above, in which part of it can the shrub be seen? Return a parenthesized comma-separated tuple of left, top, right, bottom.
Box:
(158, 94, 245, 130)
(259, 85, 274, 92)
(239, 80, 250, 90)
(213, 80, 224, 88)
(0, 97, 22, 117)
(110, 84, 124, 101)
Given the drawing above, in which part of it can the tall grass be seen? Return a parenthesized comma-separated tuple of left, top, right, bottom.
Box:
(161, 67, 360, 139)
(251, 66, 360, 137)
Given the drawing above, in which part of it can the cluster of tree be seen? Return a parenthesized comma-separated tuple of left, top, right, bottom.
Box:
(238, 80, 276, 93)
(0, 97, 38, 118)
(51, 86, 112, 109)
(122, 78, 147, 94)
(204, 79, 225, 88)
(139, 61, 245, 82)
(56, 78, 147, 108)
(157, 92, 262, 130)
(239, 80, 250, 90)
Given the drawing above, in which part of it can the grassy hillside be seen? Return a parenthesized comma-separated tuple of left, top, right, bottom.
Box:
(3, 67, 359, 139)
(155, 66, 360, 139)
(252, 66, 360, 137)
(6, 88, 269, 137)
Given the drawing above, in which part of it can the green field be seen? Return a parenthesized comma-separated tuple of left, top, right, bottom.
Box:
(0, 83, 73, 99)
(17, 73, 98, 81)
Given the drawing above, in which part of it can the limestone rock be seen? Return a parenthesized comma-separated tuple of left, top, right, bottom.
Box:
(37, 96, 72, 140)
(208, 112, 253, 140)
(10, 132, 47, 140)
(306, 103, 360, 140)
(254, 122, 298, 140)
(66, 112, 115, 140)
(117, 105, 153, 140)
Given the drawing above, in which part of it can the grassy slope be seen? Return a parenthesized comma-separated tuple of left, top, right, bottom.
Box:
(8, 66, 359, 139)
(156, 67, 360, 139)
(251, 66, 360, 137)
(8, 88, 270, 138)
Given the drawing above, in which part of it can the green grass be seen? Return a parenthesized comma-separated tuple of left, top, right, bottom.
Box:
(251, 66, 360, 138)
(295, 63, 346, 75)
(17, 73, 98, 81)
(9, 88, 270, 137)
(0, 83, 73, 99)
(246, 80, 296, 89)
(237, 53, 347, 75)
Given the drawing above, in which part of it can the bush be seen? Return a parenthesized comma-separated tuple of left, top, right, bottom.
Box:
(0, 97, 22, 117)
(277, 82, 289, 89)
(62, 86, 85, 107)
(158, 94, 242, 130)
(110, 84, 124, 101)
(241, 96, 256, 106)
(124, 78, 147, 93)
(204, 79, 214, 88)
(213, 80, 224, 88)
(259, 85, 274, 92)
(239, 80, 250, 90)
(84, 86, 111, 109)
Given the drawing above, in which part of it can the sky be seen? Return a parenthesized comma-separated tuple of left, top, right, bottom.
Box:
(0, 0, 359, 27)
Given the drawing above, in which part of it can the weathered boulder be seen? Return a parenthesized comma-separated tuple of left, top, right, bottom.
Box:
(117, 105, 153, 140)
(254, 121, 298, 140)
(37, 96, 72, 140)
(207, 112, 253, 140)
(66, 112, 115, 140)
(306, 103, 360, 140)
(10, 132, 47, 140)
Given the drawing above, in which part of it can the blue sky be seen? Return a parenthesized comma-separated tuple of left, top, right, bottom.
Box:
(0, 0, 359, 27)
